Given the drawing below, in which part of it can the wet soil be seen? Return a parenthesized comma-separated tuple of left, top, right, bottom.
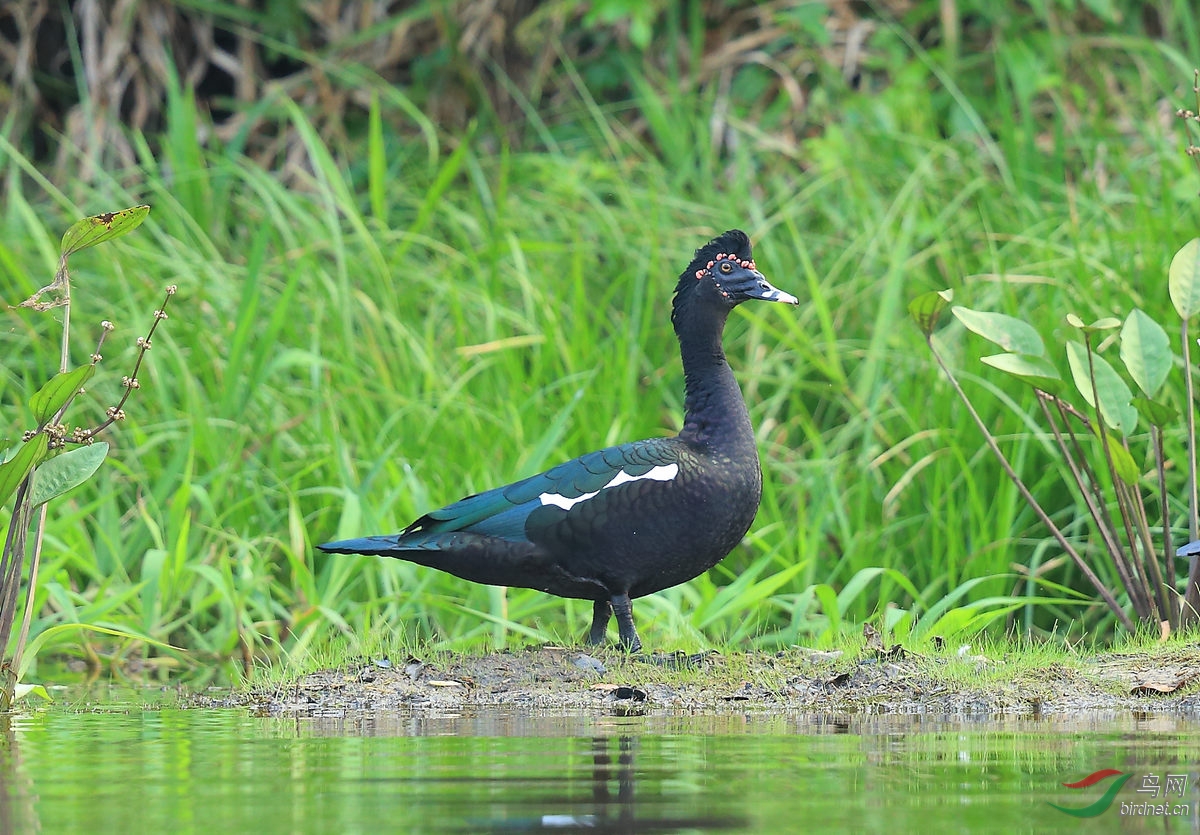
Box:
(196, 645, 1200, 717)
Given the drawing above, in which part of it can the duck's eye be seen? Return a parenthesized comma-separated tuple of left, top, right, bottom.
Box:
(719, 261, 733, 274)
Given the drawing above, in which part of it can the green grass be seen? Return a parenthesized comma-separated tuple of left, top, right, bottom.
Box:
(243, 615, 1200, 703)
(1, 16, 1199, 685)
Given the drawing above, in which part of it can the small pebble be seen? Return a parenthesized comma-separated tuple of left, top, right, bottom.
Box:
(573, 654, 607, 674)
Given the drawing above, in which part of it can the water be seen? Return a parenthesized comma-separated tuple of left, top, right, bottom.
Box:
(1, 699, 1198, 833)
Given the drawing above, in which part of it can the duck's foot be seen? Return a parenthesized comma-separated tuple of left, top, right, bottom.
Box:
(586, 599, 611, 645)
(610, 593, 642, 653)
(584, 594, 643, 652)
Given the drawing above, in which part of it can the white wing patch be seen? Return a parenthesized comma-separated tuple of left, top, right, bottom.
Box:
(538, 463, 679, 511)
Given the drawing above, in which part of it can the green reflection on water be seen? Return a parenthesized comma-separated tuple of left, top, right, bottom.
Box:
(0, 704, 1197, 834)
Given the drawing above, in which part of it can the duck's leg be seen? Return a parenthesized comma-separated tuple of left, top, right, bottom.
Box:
(587, 599, 611, 645)
(610, 593, 642, 652)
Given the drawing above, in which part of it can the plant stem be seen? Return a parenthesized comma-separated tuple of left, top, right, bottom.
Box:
(10, 262, 73, 675)
(928, 337, 1134, 630)
(1153, 426, 1181, 630)
(1082, 333, 1154, 618)
(1183, 321, 1198, 542)
(0, 479, 33, 647)
(1038, 394, 1132, 593)
(1183, 323, 1200, 622)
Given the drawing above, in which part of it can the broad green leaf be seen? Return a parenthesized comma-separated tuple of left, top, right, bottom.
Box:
(17, 622, 181, 680)
(1169, 239, 1200, 319)
(921, 604, 1015, 639)
(60, 205, 150, 258)
(13, 683, 52, 702)
(141, 547, 168, 636)
(1066, 313, 1121, 332)
(0, 433, 49, 506)
(811, 583, 841, 634)
(911, 575, 1010, 637)
(695, 558, 808, 628)
(980, 352, 1064, 394)
(922, 596, 1090, 640)
(1120, 308, 1172, 398)
(28, 442, 109, 507)
(1105, 434, 1140, 485)
(952, 307, 1045, 356)
(28, 365, 95, 424)
(907, 289, 953, 336)
(1131, 396, 1179, 427)
(1065, 341, 1137, 435)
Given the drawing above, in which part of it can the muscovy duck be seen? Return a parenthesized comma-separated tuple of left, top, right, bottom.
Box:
(320, 229, 797, 651)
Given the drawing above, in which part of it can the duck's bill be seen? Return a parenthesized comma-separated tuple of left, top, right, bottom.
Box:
(747, 276, 799, 305)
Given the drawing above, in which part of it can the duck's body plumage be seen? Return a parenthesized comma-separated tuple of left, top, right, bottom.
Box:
(320, 229, 797, 651)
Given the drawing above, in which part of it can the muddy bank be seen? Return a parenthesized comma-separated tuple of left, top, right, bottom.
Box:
(194, 645, 1200, 717)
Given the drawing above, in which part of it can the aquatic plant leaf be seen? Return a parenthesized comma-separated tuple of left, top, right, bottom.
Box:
(1104, 434, 1139, 485)
(28, 442, 109, 507)
(1065, 341, 1137, 435)
(1130, 397, 1178, 427)
(907, 289, 953, 336)
(60, 205, 150, 258)
(980, 352, 1064, 394)
(1120, 308, 1172, 398)
(0, 433, 49, 506)
(28, 365, 95, 424)
(952, 307, 1045, 356)
(1169, 238, 1200, 319)
(1065, 313, 1121, 333)
(13, 683, 51, 702)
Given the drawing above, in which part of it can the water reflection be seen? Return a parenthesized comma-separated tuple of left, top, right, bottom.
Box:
(281, 709, 1200, 833)
(283, 707, 1200, 739)
(0, 702, 1196, 833)
(446, 735, 746, 833)
(0, 715, 39, 834)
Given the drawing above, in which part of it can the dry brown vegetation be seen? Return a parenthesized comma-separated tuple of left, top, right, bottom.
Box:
(2, 0, 931, 178)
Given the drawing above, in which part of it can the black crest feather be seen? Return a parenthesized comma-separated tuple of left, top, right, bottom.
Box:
(675, 230, 753, 297)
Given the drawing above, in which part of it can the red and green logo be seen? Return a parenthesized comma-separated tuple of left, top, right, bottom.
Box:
(1049, 769, 1132, 817)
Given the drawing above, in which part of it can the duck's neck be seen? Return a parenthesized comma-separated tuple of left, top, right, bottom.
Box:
(674, 301, 755, 450)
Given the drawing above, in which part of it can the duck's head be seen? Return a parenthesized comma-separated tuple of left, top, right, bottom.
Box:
(673, 230, 798, 319)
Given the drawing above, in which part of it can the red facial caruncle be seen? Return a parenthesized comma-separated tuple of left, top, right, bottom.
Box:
(696, 252, 755, 280)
